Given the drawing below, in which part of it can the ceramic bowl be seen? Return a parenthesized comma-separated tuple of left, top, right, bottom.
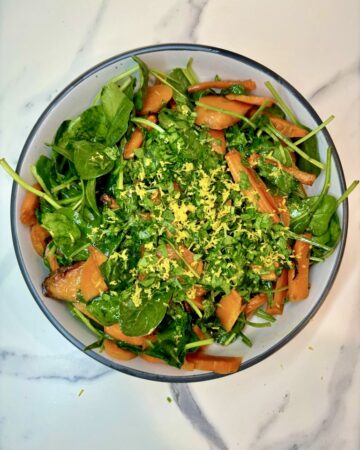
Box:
(11, 44, 348, 382)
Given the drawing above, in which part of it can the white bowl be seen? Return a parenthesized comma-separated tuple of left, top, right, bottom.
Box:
(11, 44, 348, 382)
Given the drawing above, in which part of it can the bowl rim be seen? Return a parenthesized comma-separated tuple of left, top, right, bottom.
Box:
(11, 43, 348, 383)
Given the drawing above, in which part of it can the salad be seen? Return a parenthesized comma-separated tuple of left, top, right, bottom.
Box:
(1, 57, 358, 375)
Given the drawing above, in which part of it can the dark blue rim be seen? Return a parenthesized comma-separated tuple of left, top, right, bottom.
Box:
(11, 43, 348, 383)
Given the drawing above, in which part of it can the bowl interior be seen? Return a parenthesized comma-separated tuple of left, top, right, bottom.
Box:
(12, 45, 346, 381)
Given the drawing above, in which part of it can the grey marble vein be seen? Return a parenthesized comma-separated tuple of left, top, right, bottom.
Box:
(170, 383, 228, 450)
(156, 0, 209, 43)
(0, 349, 111, 382)
(252, 341, 360, 450)
(309, 61, 360, 100)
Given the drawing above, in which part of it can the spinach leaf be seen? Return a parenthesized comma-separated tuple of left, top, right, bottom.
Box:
(132, 56, 149, 111)
(144, 305, 192, 368)
(298, 133, 321, 176)
(167, 68, 190, 104)
(101, 83, 134, 146)
(119, 287, 172, 336)
(73, 141, 115, 180)
(309, 195, 337, 236)
(288, 196, 318, 233)
(257, 159, 298, 195)
(264, 104, 286, 119)
(42, 207, 81, 242)
(87, 293, 120, 326)
(32, 155, 56, 193)
(85, 179, 100, 216)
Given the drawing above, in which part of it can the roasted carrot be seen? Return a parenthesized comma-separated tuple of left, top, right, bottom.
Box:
(186, 352, 241, 374)
(288, 234, 312, 301)
(164, 244, 204, 276)
(123, 128, 144, 159)
(141, 354, 165, 364)
(225, 149, 280, 222)
(181, 359, 195, 371)
(268, 116, 307, 138)
(100, 193, 119, 209)
(103, 339, 136, 361)
(43, 247, 108, 302)
(245, 293, 268, 317)
(216, 289, 242, 332)
(140, 84, 173, 115)
(47, 254, 59, 272)
(30, 223, 50, 256)
(143, 114, 158, 130)
(104, 324, 146, 345)
(273, 195, 290, 227)
(20, 183, 42, 225)
(266, 269, 288, 315)
(195, 96, 252, 130)
(249, 153, 316, 186)
(208, 129, 226, 155)
(193, 324, 207, 341)
(226, 94, 274, 106)
(188, 79, 256, 93)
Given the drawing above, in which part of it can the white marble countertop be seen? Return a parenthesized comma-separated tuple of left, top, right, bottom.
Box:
(1, 1, 359, 449)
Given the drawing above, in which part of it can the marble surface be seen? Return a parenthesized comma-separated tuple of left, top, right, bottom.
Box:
(0, 0, 359, 449)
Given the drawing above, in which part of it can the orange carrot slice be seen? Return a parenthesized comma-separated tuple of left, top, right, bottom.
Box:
(123, 128, 144, 159)
(216, 289, 242, 332)
(266, 269, 288, 315)
(208, 129, 226, 155)
(20, 183, 42, 225)
(141, 354, 165, 364)
(140, 85, 173, 115)
(273, 195, 291, 227)
(47, 254, 59, 272)
(226, 94, 274, 106)
(225, 149, 280, 222)
(103, 339, 136, 361)
(288, 235, 312, 301)
(268, 116, 307, 138)
(30, 223, 50, 256)
(105, 324, 146, 346)
(188, 79, 256, 93)
(186, 352, 241, 374)
(245, 293, 268, 317)
(195, 96, 251, 130)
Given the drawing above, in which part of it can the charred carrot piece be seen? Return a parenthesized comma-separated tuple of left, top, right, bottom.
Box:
(288, 234, 312, 301)
(188, 79, 256, 93)
(273, 196, 291, 227)
(268, 116, 307, 138)
(105, 324, 147, 346)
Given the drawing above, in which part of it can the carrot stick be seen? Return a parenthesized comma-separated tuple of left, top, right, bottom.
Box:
(123, 128, 144, 159)
(103, 339, 136, 361)
(186, 352, 241, 374)
(30, 223, 50, 256)
(288, 234, 312, 301)
(140, 84, 173, 115)
(195, 96, 252, 130)
(226, 94, 274, 106)
(268, 116, 307, 138)
(245, 293, 268, 317)
(141, 354, 165, 364)
(216, 290, 242, 332)
(188, 79, 256, 93)
(104, 324, 147, 346)
(208, 129, 226, 155)
(225, 149, 280, 222)
(266, 269, 288, 315)
(273, 195, 291, 227)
